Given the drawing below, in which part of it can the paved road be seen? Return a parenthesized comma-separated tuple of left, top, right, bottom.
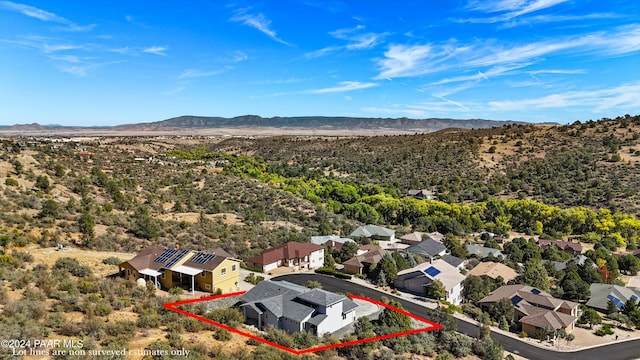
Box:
(274, 273, 640, 360)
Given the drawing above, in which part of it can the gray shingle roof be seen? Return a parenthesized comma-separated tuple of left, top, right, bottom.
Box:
(296, 289, 345, 307)
(466, 244, 505, 259)
(586, 283, 640, 311)
(350, 225, 395, 238)
(238, 280, 307, 304)
(405, 238, 447, 257)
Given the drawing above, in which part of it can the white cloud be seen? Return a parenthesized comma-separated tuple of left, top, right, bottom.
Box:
(306, 81, 378, 94)
(0, 1, 94, 31)
(488, 83, 640, 112)
(178, 67, 231, 79)
(58, 60, 123, 77)
(329, 25, 387, 50)
(143, 46, 168, 56)
(375, 25, 640, 81)
(466, 0, 568, 17)
(230, 8, 290, 45)
(304, 46, 341, 59)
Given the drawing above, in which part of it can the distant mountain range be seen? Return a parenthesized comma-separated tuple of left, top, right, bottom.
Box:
(0, 115, 538, 136)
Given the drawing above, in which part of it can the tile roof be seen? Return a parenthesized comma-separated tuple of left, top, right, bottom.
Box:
(537, 240, 583, 253)
(246, 242, 324, 266)
(520, 310, 577, 330)
(342, 247, 386, 268)
(467, 261, 518, 282)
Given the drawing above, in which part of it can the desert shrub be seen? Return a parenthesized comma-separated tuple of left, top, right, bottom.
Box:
(53, 257, 93, 277)
(137, 309, 160, 328)
(214, 329, 232, 341)
(168, 287, 183, 295)
(5, 178, 18, 186)
(292, 331, 318, 349)
(102, 256, 122, 265)
(93, 300, 113, 316)
(595, 323, 614, 336)
(264, 327, 294, 348)
(106, 320, 136, 337)
(206, 307, 244, 327)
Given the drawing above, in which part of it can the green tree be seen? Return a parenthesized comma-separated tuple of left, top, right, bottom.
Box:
(517, 259, 550, 290)
(13, 160, 23, 175)
(578, 308, 602, 329)
(425, 279, 446, 301)
(39, 199, 59, 219)
(377, 299, 412, 334)
(78, 211, 95, 242)
(35, 175, 51, 192)
(487, 298, 514, 324)
(339, 241, 359, 262)
(131, 206, 161, 240)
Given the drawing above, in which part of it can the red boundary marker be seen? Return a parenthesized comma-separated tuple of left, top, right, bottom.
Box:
(163, 290, 442, 355)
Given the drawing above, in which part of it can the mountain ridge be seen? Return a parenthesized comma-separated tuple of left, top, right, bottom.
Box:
(2, 115, 538, 135)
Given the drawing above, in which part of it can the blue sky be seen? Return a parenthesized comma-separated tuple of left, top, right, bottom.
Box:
(0, 0, 639, 126)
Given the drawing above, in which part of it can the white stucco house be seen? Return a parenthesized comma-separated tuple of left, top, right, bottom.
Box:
(239, 280, 357, 336)
(394, 259, 465, 305)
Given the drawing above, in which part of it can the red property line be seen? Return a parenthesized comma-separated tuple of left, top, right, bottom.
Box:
(163, 290, 442, 355)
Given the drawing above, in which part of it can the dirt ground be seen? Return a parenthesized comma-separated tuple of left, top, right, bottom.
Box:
(26, 244, 135, 277)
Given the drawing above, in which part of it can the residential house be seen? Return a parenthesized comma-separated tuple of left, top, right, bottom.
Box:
(245, 242, 324, 274)
(342, 245, 387, 275)
(404, 238, 448, 259)
(394, 259, 465, 305)
(407, 189, 436, 200)
(310, 235, 355, 253)
(466, 244, 505, 260)
(349, 225, 395, 242)
(586, 283, 640, 313)
(479, 285, 579, 337)
(239, 280, 357, 336)
(545, 254, 596, 272)
(399, 231, 444, 245)
(467, 261, 518, 283)
(119, 246, 240, 294)
(441, 254, 466, 270)
(537, 240, 583, 256)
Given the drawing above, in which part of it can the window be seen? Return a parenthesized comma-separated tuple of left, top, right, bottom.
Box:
(221, 268, 227, 276)
(205, 284, 211, 290)
(201, 272, 206, 278)
(342, 313, 346, 320)
(232, 264, 236, 271)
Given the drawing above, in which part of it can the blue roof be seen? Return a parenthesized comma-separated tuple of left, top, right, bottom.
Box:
(424, 266, 441, 277)
(607, 294, 625, 308)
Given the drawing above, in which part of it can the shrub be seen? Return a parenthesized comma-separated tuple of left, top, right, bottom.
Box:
(5, 178, 18, 186)
(214, 329, 232, 341)
(102, 256, 122, 265)
(169, 287, 184, 295)
(595, 324, 614, 336)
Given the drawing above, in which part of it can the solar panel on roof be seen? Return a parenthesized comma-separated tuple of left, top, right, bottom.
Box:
(423, 266, 441, 277)
(631, 295, 638, 302)
(531, 288, 541, 294)
(190, 252, 215, 264)
(607, 294, 624, 308)
(511, 295, 523, 306)
(154, 248, 178, 263)
(165, 249, 190, 267)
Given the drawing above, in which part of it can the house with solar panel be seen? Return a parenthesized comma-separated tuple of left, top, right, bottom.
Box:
(479, 284, 579, 337)
(393, 258, 465, 305)
(239, 280, 358, 336)
(586, 283, 640, 313)
(119, 245, 241, 294)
